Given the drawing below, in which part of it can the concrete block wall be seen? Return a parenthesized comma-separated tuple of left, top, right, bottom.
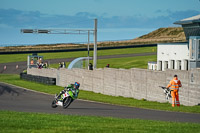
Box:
(81, 69, 93, 92)
(27, 67, 200, 106)
(116, 69, 131, 97)
(146, 70, 167, 103)
(103, 68, 117, 96)
(27, 68, 57, 78)
(131, 68, 147, 100)
(188, 69, 200, 106)
(92, 68, 104, 94)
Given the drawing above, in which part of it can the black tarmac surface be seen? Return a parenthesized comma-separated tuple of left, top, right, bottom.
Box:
(0, 82, 200, 123)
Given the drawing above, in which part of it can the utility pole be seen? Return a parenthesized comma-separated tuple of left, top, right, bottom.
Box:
(93, 19, 97, 69)
(87, 30, 90, 68)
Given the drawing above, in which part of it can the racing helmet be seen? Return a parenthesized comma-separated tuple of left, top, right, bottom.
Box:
(74, 82, 80, 89)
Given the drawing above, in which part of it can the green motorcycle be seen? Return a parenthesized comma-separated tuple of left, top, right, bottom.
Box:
(51, 82, 80, 109)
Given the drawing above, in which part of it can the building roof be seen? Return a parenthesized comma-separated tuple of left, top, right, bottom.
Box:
(174, 14, 200, 25)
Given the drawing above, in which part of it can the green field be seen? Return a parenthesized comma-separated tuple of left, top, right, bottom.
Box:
(0, 111, 199, 133)
(49, 55, 157, 69)
(96, 55, 156, 69)
(0, 46, 156, 63)
(1, 74, 200, 114)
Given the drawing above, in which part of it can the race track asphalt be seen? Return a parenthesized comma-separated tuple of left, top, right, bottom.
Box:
(1, 82, 200, 123)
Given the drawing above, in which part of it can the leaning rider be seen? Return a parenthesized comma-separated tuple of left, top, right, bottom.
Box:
(66, 82, 80, 99)
(58, 82, 80, 101)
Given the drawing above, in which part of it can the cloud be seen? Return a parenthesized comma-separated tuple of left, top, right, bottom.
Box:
(0, 8, 97, 28)
(75, 12, 98, 18)
(0, 8, 200, 29)
(0, 9, 43, 28)
(155, 10, 162, 13)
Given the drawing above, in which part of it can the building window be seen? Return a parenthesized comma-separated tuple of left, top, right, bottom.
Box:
(177, 60, 181, 70)
(189, 39, 196, 59)
(170, 60, 175, 69)
(184, 60, 188, 70)
(159, 61, 162, 71)
(164, 61, 168, 70)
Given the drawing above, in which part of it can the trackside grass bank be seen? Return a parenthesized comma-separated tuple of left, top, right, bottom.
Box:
(49, 55, 157, 69)
(0, 74, 200, 113)
(0, 111, 200, 133)
(0, 46, 156, 63)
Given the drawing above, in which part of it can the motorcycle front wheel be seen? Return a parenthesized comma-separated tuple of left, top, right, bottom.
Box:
(51, 100, 58, 108)
(63, 97, 73, 109)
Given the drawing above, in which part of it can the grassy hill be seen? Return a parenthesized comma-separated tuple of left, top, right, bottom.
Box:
(132, 27, 186, 43)
(99, 27, 186, 46)
(0, 27, 186, 52)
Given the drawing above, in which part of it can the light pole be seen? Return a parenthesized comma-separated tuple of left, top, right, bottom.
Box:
(93, 19, 97, 69)
(21, 19, 98, 69)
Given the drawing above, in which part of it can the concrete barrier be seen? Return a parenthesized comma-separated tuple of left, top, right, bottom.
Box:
(27, 67, 200, 106)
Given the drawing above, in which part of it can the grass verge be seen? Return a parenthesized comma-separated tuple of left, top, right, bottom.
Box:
(0, 110, 200, 133)
(50, 55, 157, 69)
(0, 74, 200, 113)
(0, 46, 156, 63)
(96, 55, 156, 69)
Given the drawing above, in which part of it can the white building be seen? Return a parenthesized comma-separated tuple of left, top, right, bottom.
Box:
(156, 36, 200, 71)
(148, 14, 200, 71)
(157, 42, 189, 71)
(148, 61, 157, 70)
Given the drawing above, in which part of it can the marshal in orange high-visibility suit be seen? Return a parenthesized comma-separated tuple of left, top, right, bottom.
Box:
(166, 75, 182, 107)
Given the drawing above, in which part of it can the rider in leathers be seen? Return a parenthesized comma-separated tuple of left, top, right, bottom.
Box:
(58, 82, 80, 101)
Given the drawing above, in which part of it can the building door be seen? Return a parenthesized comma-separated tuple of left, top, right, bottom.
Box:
(170, 60, 175, 69)
(176, 60, 181, 70)
(159, 61, 162, 71)
(164, 61, 168, 70)
(184, 60, 188, 70)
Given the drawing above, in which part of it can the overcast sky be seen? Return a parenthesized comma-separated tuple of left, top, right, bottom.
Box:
(0, 0, 200, 45)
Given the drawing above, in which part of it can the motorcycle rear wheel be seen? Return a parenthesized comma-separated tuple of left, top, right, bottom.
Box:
(63, 97, 73, 109)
